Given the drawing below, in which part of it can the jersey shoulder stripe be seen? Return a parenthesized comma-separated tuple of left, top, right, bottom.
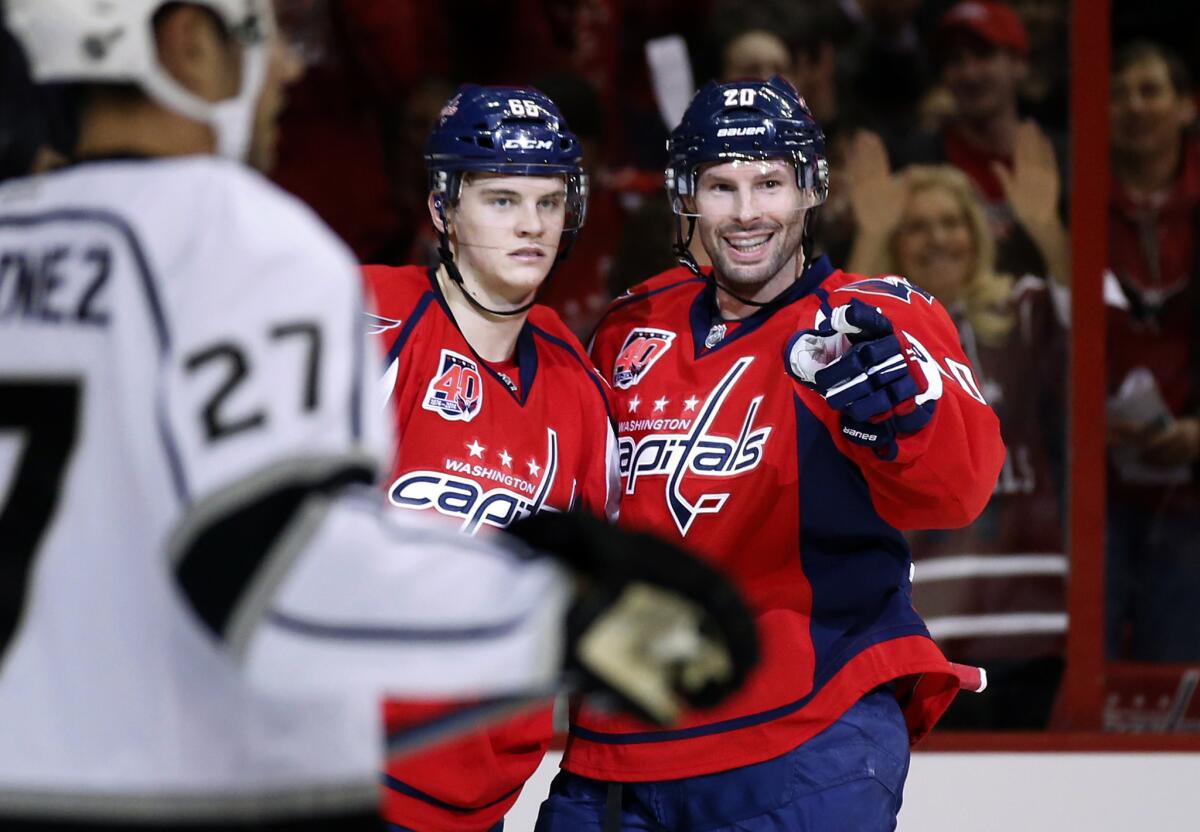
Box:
(529, 323, 615, 426)
(600, 268, 705, 324)
(363, 265, 439, 368)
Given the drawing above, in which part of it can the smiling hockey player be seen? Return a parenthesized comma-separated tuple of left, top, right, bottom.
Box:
(538, 76, 1004, 831)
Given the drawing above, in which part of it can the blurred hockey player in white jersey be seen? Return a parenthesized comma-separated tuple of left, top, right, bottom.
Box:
(0, 2, 758, 829)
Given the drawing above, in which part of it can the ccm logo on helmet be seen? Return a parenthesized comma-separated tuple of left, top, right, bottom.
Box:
(716, 127, 767, 137)
(503, 136, 555, 151)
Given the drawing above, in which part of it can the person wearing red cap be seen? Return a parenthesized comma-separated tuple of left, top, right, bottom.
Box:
(892, 0, 1068, 283)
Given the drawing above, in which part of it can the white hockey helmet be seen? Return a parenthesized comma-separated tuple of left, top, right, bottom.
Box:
(3, 0, 276, 161)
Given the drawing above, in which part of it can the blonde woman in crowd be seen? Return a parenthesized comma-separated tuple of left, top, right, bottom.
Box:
(844, 141, 1069, 729)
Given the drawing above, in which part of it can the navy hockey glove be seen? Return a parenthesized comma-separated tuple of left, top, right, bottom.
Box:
(786, 298, 935, 457)
(506, 510, 759, 726)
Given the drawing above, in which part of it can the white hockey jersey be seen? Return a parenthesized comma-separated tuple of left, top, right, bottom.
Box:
(0, 157, 571, 825)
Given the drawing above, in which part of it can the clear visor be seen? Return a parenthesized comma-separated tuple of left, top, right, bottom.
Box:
(671, 158, 825, 219)
(440, 172, 587, 258)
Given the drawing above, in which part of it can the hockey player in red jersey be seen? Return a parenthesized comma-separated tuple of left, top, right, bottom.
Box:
(537, 77, 1005, 830)
(364, 86, 614, 832)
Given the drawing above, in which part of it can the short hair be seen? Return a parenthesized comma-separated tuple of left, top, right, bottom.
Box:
(1113, 40, 1192, 97)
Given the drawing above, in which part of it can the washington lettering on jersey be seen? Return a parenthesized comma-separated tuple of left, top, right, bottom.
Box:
(388, 427, 562, 534)
(618, 357, 772, 535)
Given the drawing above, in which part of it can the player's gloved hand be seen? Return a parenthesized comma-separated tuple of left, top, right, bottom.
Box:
(785, 298, 935, 457)
(505, 510, 759, 726)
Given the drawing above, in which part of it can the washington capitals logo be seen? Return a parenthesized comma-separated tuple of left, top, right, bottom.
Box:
(836, 276, 934, 304)
(388, 429, 561, 534)
(612, 328, 676, 389)
(617, 357, 771, 536)
(365, 313, 403, 335)
(423, 349, 483, 422)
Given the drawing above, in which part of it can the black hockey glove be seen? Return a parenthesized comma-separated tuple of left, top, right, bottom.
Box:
(785, 298, 935, 459)
(505, 510, 759, 726)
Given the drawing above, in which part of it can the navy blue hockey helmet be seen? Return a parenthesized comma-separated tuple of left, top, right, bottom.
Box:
(425, 84, 587, 231)
(666, 76, 828, 214)
(422, 84, 589, 317)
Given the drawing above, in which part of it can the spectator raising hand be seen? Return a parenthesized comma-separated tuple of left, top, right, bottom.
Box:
(845, 129, 907, 240)
(992, 121, 1070, 284)
(845, 129, 910, 277)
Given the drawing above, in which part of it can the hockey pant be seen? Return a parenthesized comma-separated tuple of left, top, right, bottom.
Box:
(535, 687, 910, 831)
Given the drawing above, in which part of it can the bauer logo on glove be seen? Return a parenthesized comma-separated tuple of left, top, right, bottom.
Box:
(785, 298, 937, 458)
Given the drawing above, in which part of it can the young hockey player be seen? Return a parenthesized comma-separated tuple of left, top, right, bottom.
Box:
(364, 84, 615, 832)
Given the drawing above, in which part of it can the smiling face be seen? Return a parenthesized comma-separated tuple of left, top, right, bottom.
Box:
(434, 173, 568, 306)
(1111, 54, 1194, 160)
(691, 158, 808, 301)
(941, 35, 1026, 123)
(892, 185, 976, 304)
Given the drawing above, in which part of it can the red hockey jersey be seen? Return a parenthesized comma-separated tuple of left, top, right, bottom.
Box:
(364, 264, 617, 830)
(573, 257, 1005, 782)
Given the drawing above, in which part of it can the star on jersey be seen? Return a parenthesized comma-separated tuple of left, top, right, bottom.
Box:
(683, 395, 700, 412)
(499, 449, 513, 468)
(527, 458, 541, 476)
(629, 395, 642, 413)
(618, 357, 771, 536)
(466, 439, 485, 458)
(653, 396, 669, 412)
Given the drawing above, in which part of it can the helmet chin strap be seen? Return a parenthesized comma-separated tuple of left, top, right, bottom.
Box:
(673, 211, 818, 311)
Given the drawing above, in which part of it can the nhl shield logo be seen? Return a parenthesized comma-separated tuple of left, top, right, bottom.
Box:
(612, 328, 676, 389)
(423, 349, 483, 422)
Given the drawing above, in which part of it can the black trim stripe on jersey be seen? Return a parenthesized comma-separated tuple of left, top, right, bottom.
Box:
(382, 772, 521, 814)
(265, 608, 531, 643)
(422, 267, 543, 407)
(687, 255, 835, 360)
(530, 324, 616, 427)
(172, 458, 374, 642)
(384, 292, 436, 368)
(351, 279, 366, 442)
(384, 691, 555, 760)
(592, 275, 706, 335)
(0, 209, 191, 503)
